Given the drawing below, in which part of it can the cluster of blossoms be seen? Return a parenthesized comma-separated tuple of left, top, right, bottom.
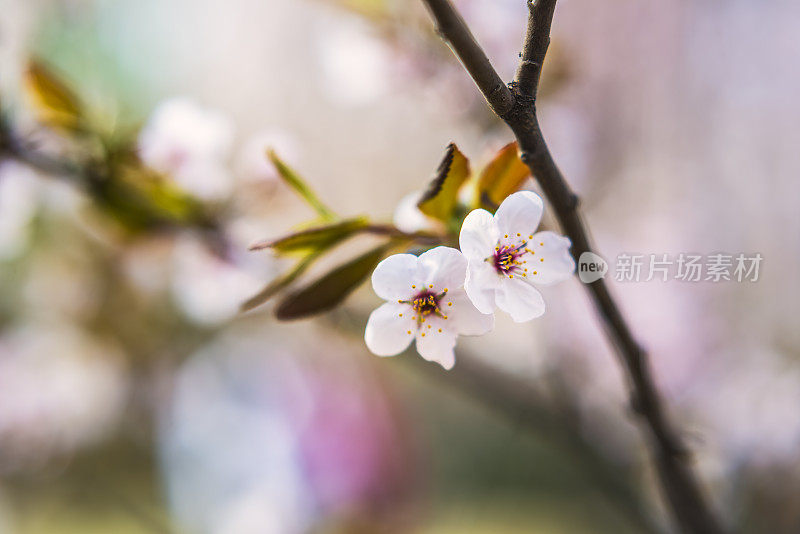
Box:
(366, 191, 575, 369)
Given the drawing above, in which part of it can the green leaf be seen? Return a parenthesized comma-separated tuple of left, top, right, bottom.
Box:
(473, 141, 531, 210)
(240, 252, 320, 312)
(23, 60, 84, 133)
(268, 150, 336, 221)
(275, 244, 390, 320)
(249, 217, 370, 255)
(417, 143, 471, 222)
(90, 149, 210, 233)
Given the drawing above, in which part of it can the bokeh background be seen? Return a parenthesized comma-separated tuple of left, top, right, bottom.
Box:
(0, 0, 799, 532)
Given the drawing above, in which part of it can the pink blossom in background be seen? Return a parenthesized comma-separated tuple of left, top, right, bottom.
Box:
(0, 325, 128, 472)
(160, 330, 417, 532)
(0, 161, 40, 260)
(138, 97, 235, 201)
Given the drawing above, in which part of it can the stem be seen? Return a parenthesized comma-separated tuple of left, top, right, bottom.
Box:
(0, 117, 82, 180)
(419, 1, 726, 532)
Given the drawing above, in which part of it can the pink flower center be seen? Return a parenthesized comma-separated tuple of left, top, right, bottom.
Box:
(411, 290, 442, 317)
(492, 241, 527, 276)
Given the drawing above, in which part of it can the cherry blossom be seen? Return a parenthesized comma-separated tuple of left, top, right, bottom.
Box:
(365, 247, 494, 369)
(138, 97, 234, 201)
(459, 191, 574, 322)
(392, 190, 439, 234)
(0, 162, 40, 260)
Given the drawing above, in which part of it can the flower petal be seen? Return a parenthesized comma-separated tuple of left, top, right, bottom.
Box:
(417, 246, 467, 291)
(528, 231, 575, 285)
(393, 191, 435, 233)
(494, 191, 544, 238)
(464, 261, 500, 314)
(364, 302, 415, 356)
(415, 320, 457, 369)
(459, 208, 497, 260)
(444, 289, 494, 336)
(371, 253, 419, 301)
(495, 276, 545, 322)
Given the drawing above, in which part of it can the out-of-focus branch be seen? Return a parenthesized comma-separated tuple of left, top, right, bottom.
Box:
(362, 223, 445, 245)
(0, 116, 231, 258)
(327, 309, 657, 533)
(0, 117, 81, 179)
(403, 353, 659, 533)
(418, 1, 726, 533)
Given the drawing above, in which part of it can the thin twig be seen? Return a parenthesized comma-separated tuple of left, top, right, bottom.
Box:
(419, 1, 726, 532)
(515, 0, 557, 98)
(362, 223, 444, 245)
(0, 118, 231, 261)
(0, 118, 82, 179)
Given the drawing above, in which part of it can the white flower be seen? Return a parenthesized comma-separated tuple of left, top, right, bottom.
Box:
(138, 97, 234, 201)
(170, 236, 265, 326)
(392, 191, 439, 234)
(317, 19, 392, 106)
(365, 247, 494, 370)
(459, 191, 574, 322)
(0, 161, 40, 259)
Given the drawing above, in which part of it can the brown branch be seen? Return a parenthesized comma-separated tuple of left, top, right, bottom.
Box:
(0, 117, 231, 260)
(419, 1, 726, 533)
(0, 117, 82, 179)
(515, 0, 557, 98)
(361, 223, 444, 245)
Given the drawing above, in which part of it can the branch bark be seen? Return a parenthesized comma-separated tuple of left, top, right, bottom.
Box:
(419, 1, 726, 533)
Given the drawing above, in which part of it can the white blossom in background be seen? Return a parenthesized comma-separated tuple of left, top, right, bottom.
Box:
(317, 18, 392, 106)
(170, 236, 265, 326)
(460, 191, 574, 322)
(160, 331, 412, 533)
(236, 129, 299, 184)
(392, 190, 439, 234)
(138, 97, 234, 201)
(699, 349, 800, 468)
(365, 246, 494, 369)
(0, 161, 40, 260)
(0, 325, 127, 471)
(160, 337, 311, 534)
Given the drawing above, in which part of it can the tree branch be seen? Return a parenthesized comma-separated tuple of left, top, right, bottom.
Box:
(418, 1, 726, 533)
(515, 0, 557, 98)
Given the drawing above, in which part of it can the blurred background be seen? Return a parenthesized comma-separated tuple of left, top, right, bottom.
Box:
(0, 0, 799, 532)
